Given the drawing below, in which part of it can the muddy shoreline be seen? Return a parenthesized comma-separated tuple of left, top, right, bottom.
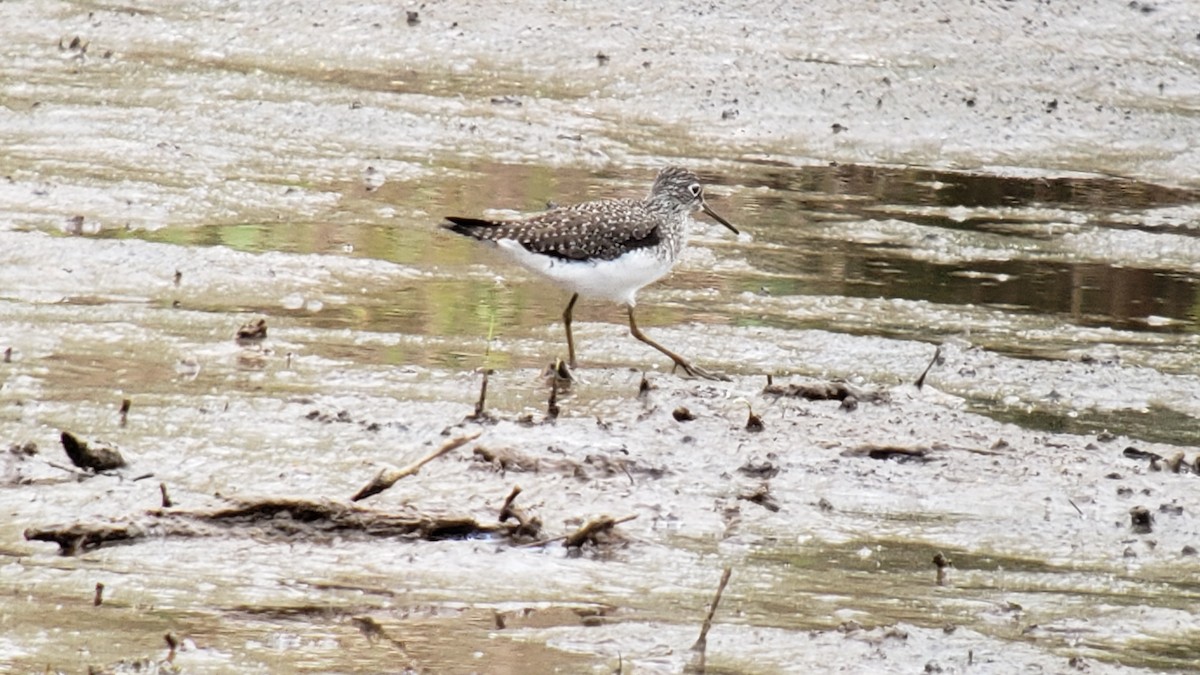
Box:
(3, 1, 1200, 673)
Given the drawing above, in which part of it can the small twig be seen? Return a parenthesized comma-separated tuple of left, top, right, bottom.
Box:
(46, 460, 91, 477)
(500, 485, 523, 519)
(691, 566, 733, 652)
(915, 345, 942, 389)
(520, 513, 638, 548)
(351, 431, 482, 502)
(498, 485, 541, 537)
(638, 373, 651, 397)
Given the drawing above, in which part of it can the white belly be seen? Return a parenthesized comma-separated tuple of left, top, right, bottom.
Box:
(496, 239, 670, 306)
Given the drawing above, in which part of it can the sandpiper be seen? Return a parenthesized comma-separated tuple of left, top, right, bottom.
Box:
(444, 166, 739, 380)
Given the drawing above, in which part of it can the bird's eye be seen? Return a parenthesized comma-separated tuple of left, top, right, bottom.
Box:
(688, 183, 701, 197)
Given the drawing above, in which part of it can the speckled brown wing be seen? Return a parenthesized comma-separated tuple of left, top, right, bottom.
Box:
(445, 198, 661, 262)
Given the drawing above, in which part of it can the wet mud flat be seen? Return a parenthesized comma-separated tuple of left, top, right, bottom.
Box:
(3, 261, 1199, 673)
(3, 0, 1200, 673)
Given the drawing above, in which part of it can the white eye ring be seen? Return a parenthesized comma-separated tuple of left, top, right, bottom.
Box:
(688, 183, 702, 197)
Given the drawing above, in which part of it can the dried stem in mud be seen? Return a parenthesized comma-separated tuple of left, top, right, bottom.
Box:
(498, 485, 542, 538)
(915, 344, 941, 389)
(745, 403, 764, 432)
(351, 431, 482, 502)
(469, 370, 491, 421)
(688, 566, 733, 673)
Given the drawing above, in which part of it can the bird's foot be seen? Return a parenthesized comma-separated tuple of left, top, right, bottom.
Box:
(671, 360, 731, 382)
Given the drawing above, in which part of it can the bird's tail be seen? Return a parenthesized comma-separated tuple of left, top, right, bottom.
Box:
(444, 217, 502, 241)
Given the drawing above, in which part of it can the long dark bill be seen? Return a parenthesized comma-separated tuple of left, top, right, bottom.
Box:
(701, 201, 740, 235)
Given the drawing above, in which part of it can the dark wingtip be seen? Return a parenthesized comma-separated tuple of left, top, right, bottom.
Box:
(443, 216, 480, 235)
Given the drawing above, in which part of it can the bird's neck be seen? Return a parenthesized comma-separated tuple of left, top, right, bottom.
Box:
(656, 212, 691, 259)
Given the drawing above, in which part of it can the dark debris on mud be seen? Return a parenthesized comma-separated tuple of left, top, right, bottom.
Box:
(24, 496, 523, 556)
(762, 379, 889, 404)
(25, 422, 655, 555)
(18, 368, 915, 568)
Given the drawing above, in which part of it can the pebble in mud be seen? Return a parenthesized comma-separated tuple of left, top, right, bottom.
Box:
(738, 483, 780, 512)
(8, 442, 37, 457)
(235, 318, 268, 344)
(672, 406, 696, 422)
(58, 35, 87, 52)
(1129, 506, 1153, 534)
(1165, 452, 1186, 473)
(1158, 503, 1183, 516)
(60, 431, 126, 472)
(737, 459, 779, 479)
(362, 166, 385, 192)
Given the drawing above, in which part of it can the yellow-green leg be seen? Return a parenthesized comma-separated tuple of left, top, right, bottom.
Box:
(626, 305, 728, 381)
(562, 293, 580, 368)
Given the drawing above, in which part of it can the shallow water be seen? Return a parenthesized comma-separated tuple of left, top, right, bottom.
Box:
(91, 160, 1200, 446)
(3, 1, 1200, 673)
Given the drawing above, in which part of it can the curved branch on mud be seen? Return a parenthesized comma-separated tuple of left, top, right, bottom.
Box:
(351, 431, 482, 502)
